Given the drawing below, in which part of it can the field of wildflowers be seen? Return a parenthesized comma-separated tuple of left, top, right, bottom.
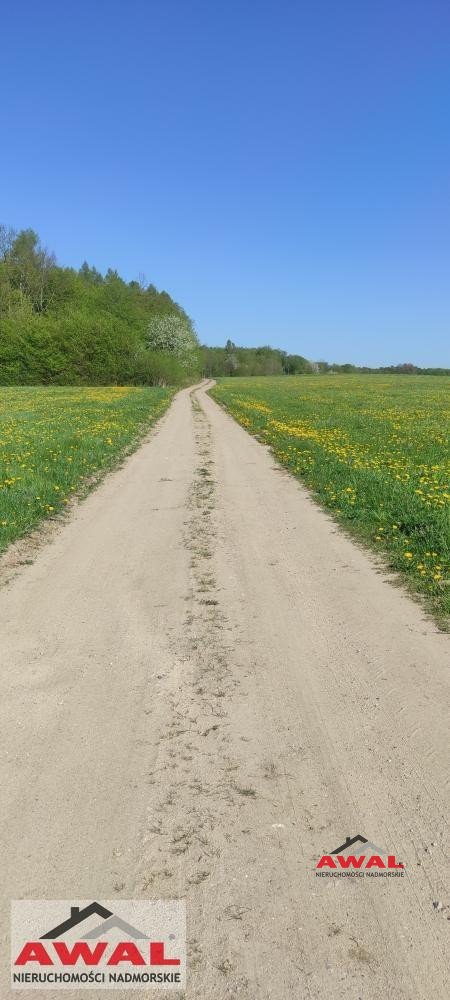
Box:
(0, 386, 173, 552)
(210, 375, 449, 625)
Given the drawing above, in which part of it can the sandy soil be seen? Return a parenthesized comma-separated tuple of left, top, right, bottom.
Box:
(1, 381, 448, 999)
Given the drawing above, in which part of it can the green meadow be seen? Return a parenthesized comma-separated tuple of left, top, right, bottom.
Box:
(0, 385, 173, 552)
(211, 375, 449, 625)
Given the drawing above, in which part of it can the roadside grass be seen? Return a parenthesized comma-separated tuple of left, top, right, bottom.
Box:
(0, 385, 174, 552)
(210, 375, 449, 627)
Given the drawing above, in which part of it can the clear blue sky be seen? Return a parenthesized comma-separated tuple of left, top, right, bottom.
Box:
(1, 0, 449, 366)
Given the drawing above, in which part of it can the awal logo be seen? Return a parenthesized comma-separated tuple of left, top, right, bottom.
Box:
(315, 834, 405, 878)
(11, 899, 186, 991)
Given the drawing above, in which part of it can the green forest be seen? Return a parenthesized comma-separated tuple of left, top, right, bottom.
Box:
(0, 226, 200, 386)
(0, 226, 447, 385)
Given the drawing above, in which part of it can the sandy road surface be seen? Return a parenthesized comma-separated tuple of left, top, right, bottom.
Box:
(1, 381, 448, 999)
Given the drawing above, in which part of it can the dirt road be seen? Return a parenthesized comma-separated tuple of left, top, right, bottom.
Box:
(1, 381, 448, 999)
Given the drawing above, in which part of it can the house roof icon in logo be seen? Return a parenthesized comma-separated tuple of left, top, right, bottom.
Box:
(330, 835, 388, 857)
(41, 902, 149, 940)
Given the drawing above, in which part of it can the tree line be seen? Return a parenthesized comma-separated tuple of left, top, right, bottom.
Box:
(0, 226, 447, 385)
(201, 341, 312, 377)
(0, 226, 200, 386)
(201, 341, 448, 377)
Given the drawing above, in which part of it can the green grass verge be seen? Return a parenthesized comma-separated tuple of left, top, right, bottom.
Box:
(210, 375, 449, 627)
(0, 385, 174, 552)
